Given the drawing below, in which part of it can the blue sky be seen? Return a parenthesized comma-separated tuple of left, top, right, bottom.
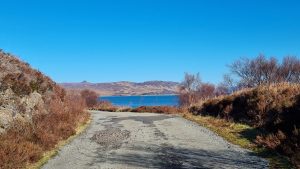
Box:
(0, 0, 299, 83)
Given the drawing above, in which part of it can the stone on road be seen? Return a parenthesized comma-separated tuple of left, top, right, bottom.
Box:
(42, 111, 268, 169)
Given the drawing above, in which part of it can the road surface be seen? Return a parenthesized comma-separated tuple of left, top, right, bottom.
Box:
(43, 111, 268, 169)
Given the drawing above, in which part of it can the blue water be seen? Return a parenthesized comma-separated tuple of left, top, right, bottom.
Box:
(99, 95, 179, 108)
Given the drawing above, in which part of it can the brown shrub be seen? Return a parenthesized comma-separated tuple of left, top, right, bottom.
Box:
(131, 106, 180, 114)
(196, 83, 216, 99)
(118, 107, 133, 112)
(192, 83, 300, 126)
(97, 100, 114, 109)
(92, 101, 181, 114)
(179, 73, 202, 106)
(0, 136, 43, 169)
(1, 73, 32, 96)
(34, 91, 88, 149)
(91, 100, 119, 112)
(179, 93, 196, 108)
(0, 121, 42, 169)
(0, 91, 89, 169)
(179, 73, 222, 107)
(256, 130, 286, 149)
(80, 89, 99, 108)
(190, 83, 300, 167)
(95, 106, 119, 112)
(0, 51, 90, 168)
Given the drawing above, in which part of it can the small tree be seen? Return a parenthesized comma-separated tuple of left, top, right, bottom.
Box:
(179, 73, 202, 106)
(221, 74, 236, 92)
(279, 56, 300, 83)
(215, 83, 229, 96)
(80, 89, 99, 108)
(196, 83, 215, 99)
(228, 55, 300, 87)
(180, 72, 201, 93)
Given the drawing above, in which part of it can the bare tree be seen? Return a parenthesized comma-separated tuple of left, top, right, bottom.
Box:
(279, 56, 300, 83)
(229, 55, 300, 87)
(215, 83, 229, 96)
(229, 57, 254, 87)
(179, 73, 202, 106)
(179, 55, 300, 107)
(221, 74, 235, 91)
(260, 57, 279, 84)
(180, 72, 201, 93)
(179, 73, 220, 106)
(196, 83, 216, 99)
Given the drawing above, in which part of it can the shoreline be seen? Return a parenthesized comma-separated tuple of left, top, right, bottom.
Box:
(100, 94, 179, 97)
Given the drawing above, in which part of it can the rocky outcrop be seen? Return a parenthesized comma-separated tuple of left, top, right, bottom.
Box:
(0, 51, 64, 133)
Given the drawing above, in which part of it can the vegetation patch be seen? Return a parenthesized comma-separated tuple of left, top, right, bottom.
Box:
(0, 51, 92, 169)
(92, 103, 181, 114)
(177, 55, 300, 169)
(188, 84, 300, 168)
(27, 118, 91, 169)
(0, 93, 90, 169)
(183, 113, 293, 169)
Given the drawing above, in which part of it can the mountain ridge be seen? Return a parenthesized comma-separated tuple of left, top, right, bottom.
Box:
(60, 80, 180, 96)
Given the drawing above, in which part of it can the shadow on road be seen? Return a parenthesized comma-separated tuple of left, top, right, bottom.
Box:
(88, 143, 268, 169)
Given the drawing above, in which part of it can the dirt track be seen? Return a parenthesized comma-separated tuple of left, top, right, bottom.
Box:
(42, 111, 268, 169)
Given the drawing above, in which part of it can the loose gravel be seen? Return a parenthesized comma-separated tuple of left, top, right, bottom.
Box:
(91, 128, 130, 150)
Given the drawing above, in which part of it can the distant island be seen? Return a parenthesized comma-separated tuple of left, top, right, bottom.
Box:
(60, 81, 180, 96)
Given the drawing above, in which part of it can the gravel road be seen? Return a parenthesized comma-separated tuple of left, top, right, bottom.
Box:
(42, 111, 268, 169)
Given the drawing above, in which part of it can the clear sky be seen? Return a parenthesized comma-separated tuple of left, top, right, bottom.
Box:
(0, 0, 299, 83)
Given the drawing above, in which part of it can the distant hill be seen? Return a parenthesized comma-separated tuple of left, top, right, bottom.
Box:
(60, 81, 180, 96)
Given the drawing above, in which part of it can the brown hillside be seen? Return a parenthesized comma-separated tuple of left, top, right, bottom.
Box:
(0, 51, 65, 132)
(189, 83, 300, 167)
(0, 51, 89, 168)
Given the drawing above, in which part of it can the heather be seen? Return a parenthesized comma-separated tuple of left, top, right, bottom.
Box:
(0, 51, 90, 169)
(179, 55, 300, 168)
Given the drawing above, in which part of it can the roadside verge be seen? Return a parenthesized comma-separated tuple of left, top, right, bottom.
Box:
(183, 113, 293, 169)
(26, 117, 92, 169)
